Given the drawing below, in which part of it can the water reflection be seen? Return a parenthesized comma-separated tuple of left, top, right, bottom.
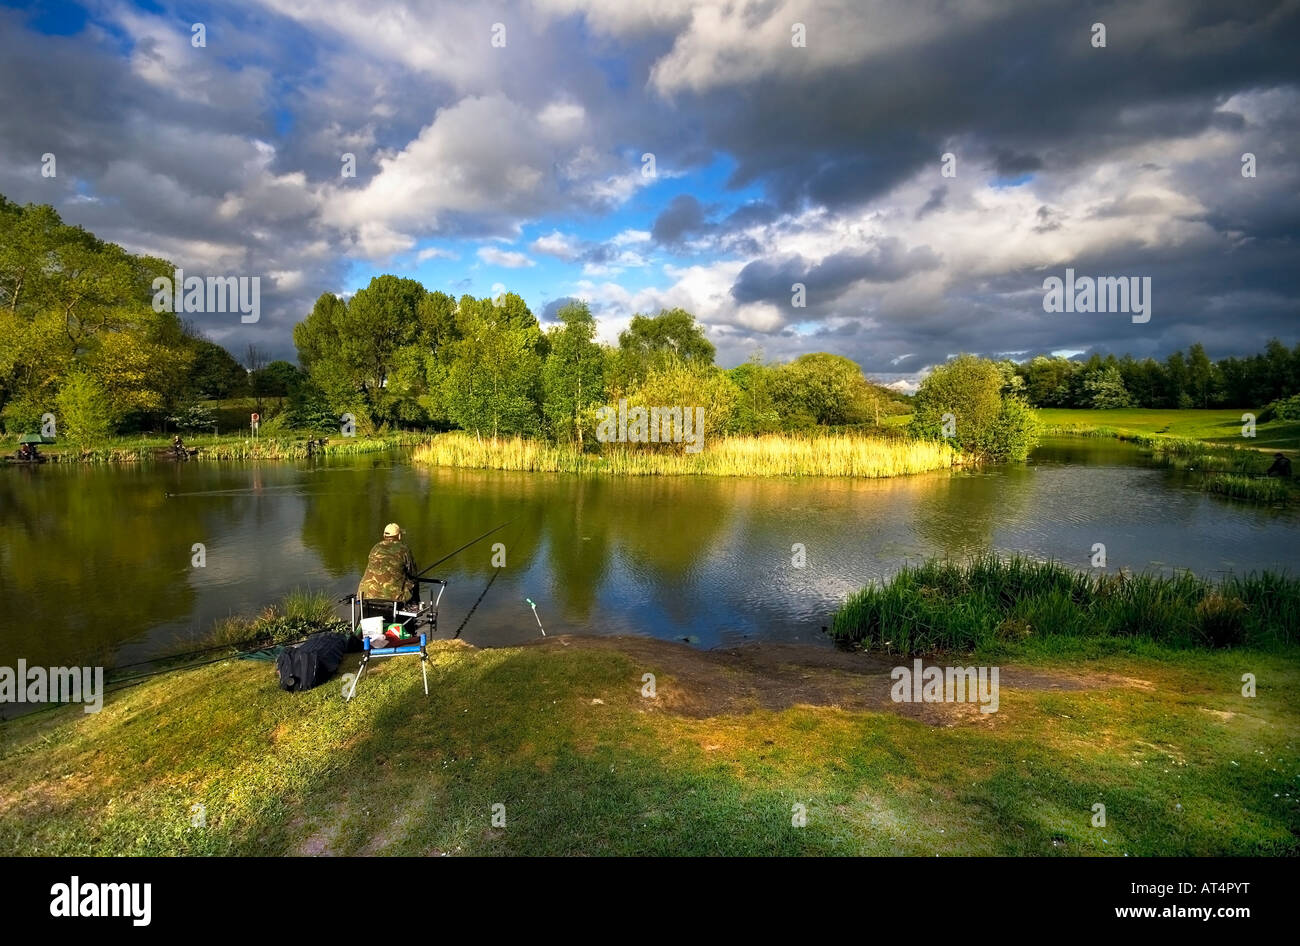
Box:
(2, 438, 1295, 667)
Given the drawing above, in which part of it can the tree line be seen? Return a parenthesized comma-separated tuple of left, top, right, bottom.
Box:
(4, 195, 1294, 447)
(1012, 343, 1300, 412)
(0, 198, 306, 440)
(291, 275, 911, 443)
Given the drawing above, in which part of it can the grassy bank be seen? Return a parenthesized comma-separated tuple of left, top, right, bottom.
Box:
(1035, 408, 1297, 504)
(1, 630, 1295, 856)
(19, 432, 424, 464)
(1037, 407, 1300, 450)
(413, 431, 957, 477)
(831, 556, 1299, 654)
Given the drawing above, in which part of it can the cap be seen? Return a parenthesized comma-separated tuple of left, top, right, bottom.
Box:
(383, 523, 402, 538)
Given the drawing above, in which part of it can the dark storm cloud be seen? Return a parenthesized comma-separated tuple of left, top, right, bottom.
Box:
(651, 194, 710, 244)
(682, 0, 1300, 210)
(731, 239, 942, 305)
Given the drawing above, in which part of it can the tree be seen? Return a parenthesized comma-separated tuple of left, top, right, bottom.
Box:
(187, 338, 249, 399)
(250, 360, 300, 398)
(771, 353, 880, 427)
(55, 371, 118, 446)
(614, 308, 715, 388)
(1083, 364, 1131, 409)
(727, 355, 783, 435)
(910, 354, 1039, 461)
(442, 294, 543, 437)
(1187, 343, 1215, 408)
(626, 357, 739, 448)
(542, 302, 605, 446)
(1163, 351, 1188, 408)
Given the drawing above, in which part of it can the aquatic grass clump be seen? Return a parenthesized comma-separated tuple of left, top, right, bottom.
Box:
(831, 556, 1300, 654)
(1203, 474, 1291, 503)
(412, 431, 957, 478)
(201, 589, 344, 650)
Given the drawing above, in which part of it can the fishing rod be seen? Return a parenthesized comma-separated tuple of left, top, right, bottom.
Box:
(448, 515, 534, 639)
(415, 517, 516, 578)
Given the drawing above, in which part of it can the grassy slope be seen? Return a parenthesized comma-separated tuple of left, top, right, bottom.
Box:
(1036, 407, 1300, 450)
(1, 636, 1295, 856)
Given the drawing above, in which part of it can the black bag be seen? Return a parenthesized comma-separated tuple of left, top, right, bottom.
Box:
(275, 633, 349, 692)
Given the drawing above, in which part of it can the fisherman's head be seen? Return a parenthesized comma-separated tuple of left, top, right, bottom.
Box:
(1276, 453, 1286, 459)
(383, 522, 403, 541)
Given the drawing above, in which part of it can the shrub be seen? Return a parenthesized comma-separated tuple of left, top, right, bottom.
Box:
(55, 372, 119, 445)
(910, 355, 1040, 461)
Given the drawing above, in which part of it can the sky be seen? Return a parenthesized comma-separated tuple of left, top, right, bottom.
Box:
(1, 0, 1297, 389)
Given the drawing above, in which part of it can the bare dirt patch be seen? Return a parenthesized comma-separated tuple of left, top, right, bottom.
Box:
(523, 635, 1144, 725)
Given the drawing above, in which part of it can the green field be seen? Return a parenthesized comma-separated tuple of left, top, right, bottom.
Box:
(1036, 408, 1300, 450)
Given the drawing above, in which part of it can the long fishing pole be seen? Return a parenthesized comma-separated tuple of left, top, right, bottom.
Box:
(416, 517, 516, 578)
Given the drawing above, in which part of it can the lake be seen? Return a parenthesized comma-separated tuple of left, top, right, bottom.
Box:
(2, 436, 1295, 669)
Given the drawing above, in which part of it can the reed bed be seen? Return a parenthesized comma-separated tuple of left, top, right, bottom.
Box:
(1203, 474, 1292, 503)
(411, 431, 958, 477)
(39, 433, 420, 464)
(831, 556, 1299, 653)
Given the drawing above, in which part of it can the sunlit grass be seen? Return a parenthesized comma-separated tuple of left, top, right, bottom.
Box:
(412, 431, 957, 477)
(831, 555, 1300, 653)
(1204, 473, 1292, 503)
(1036, 407, 1300, 450)
(34, 433, 421, 463)
(1, 635, 1295, 856)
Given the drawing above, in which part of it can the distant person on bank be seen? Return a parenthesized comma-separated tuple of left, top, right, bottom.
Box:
(1266, 453, 1292, 478)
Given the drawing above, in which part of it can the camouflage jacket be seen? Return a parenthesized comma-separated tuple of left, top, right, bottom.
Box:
(358, 538, 419, 602)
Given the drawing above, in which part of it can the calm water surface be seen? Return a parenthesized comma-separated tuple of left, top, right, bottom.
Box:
(2, 437, 1295, 667)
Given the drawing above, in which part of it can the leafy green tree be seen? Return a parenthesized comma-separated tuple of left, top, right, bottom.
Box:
(542, 301, 606, 446)
(626, 357, 739, 447)
(911, 354, 1039, 461)
(1186, 343, 1215, 408)
(443, 294, 544, 437)
(55, 371, 118, 446)
(614, 308, 715, 388)
(727, 355, 783, 434)
(251, 360, 301, 398)
(1083, 364, 1131, 409)
(771, 353, 880, 428)
(186, 338, 249, 399)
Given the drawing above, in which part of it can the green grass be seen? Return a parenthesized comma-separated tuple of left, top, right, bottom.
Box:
(22, 432, 423, 464)
(1203, 474, 1292, 503)
(202, 588, 343, 650)
(831, 556, 1300, 653)
(413, 430, 957, 477)
(1036, 407, 1300, 450)
(1, 632, 1295, 856)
